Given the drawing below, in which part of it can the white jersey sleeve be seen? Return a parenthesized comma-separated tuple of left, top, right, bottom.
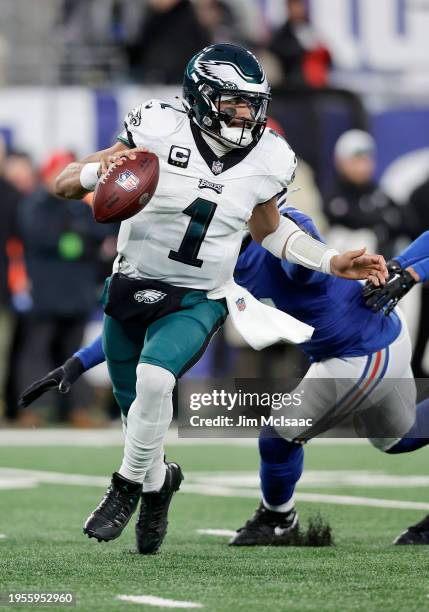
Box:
(117, 99, 185, 149)
(255, 129, 297, 203)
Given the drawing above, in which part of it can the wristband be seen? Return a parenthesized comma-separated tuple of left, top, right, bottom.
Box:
(286, 232, 339, 274)
(80, 162, 101, 191)
(261, 216, 302, 258)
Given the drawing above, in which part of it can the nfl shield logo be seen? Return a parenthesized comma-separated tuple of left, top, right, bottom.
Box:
(115, 169, 140, 192)
(236, 297, 246, 312)
(212, 160, 223, 175)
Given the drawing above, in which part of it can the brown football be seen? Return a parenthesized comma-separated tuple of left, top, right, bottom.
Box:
(92, 151, 159, 223)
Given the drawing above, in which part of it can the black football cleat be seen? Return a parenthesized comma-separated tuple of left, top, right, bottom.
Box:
(229, 502, 299, 546)
(394, 514, 429, 545)
(83, 472, 142, 542)
(135, 461, 184, 554)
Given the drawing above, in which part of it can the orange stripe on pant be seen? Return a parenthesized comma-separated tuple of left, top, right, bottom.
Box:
(340, 351, 383, 413)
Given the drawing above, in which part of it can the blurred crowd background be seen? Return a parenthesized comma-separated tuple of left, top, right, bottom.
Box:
(1, 0, 429, 427)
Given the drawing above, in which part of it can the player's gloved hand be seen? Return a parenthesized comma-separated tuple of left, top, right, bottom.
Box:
(18, 356, 85, 408)
(362, 260, 416, 315)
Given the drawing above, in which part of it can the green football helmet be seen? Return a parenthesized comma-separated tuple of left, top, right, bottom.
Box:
(183, 43, 271, 149)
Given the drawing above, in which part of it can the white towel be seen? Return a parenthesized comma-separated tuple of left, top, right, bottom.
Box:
(207, 280, 314, 350)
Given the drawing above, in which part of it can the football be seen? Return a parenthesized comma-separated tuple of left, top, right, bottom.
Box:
(92, 151, 159, 223)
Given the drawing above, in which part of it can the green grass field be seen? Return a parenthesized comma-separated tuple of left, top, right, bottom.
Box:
(1, 439, 429, 611)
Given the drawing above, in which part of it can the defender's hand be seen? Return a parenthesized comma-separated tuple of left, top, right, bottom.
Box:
(330, 248, 388, 285)
(99, 147, 150, 175)
(363, 260, 417, 315)
(18, 356, 84, 408)
(362, 260, 401, 301)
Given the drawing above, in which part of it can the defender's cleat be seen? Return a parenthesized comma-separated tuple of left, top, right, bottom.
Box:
(83, 472, 142, 542)
(394, 513, 429, 545)
(136, 462, 184, 554)
(229, 502, 299, 546)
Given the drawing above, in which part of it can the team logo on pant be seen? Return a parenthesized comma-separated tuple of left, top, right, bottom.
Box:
(235, 297, 246, 311)
(134, 289, 167, 303)
(115, 169, 140, 192)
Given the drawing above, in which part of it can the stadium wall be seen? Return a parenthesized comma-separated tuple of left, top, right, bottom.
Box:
(1, 86, 428, 201)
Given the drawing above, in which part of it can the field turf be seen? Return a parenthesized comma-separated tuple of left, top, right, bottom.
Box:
(1, 440, 428, 611)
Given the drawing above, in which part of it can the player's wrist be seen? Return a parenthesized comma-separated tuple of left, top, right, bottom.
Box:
(405, 267, 419, 283)
(80, 162, 101, 191)
(63, 356, 85, 383)
(327, 252, 341, 275)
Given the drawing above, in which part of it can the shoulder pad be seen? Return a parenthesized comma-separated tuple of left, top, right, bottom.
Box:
(259, 128, 297, 187)
(121, 99, 187, 145)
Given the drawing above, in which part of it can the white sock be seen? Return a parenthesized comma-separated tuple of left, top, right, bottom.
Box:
(262, 495, 295, 514)
(120, 392, 167, 490)
(119, 363, 175, 484)
(143, 447, 167, 493)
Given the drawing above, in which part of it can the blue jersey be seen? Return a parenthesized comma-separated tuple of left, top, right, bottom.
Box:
(234, 207, 402, 362)
(395, 230, 429, 282)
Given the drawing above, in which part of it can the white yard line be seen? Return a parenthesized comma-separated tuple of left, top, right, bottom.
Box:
(196, 529, 236, 537)
(296, 493, 429, 511)
(190, 471, 429, 488)
(0, 477, 38, 490)
(0, 428, 366, 447)
(0, 428, 125, 447)
(182, 483, 429, 511)
(1, 467, 428, 511)
(3, 466, 429, 490)
(0, 534, 6, 539)
(0, 468, 108, 487)
(116, 595, 202, 608)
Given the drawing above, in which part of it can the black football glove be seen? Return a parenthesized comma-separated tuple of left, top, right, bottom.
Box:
(362, 259, 416, 316)
(18, 356, 85, 408)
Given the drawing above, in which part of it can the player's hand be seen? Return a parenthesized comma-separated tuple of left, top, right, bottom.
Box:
(330, 248, 388, 285)
(99, 147, 150, 175)
(362, 260, 417, 315)
(18, 356, 84, 409)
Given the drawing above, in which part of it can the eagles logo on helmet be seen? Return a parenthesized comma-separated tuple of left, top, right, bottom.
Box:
(182, 44, 271, 149)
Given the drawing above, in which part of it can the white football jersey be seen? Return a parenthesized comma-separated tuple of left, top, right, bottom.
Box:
(114, 99, 297, 290)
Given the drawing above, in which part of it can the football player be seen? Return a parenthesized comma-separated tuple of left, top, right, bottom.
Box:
(229, 209, 429, 546)
(362, 230, 429, 544)
(21, 204, 429, 547)
(52, 44, 386, 554)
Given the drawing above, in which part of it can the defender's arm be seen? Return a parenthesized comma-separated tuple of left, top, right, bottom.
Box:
(363, 231, 429, 314)
(18, 336, 105, 408)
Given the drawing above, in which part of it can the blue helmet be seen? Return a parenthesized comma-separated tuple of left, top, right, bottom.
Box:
(183, 44, 271, 149)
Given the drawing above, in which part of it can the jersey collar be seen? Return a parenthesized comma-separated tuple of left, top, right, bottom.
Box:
(190, 122, 258, 176)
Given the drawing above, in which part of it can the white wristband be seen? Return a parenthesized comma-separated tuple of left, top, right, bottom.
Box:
(285, 232, 339, 274)
(261, 216, 303, 258)
(80, 162, 101, 191)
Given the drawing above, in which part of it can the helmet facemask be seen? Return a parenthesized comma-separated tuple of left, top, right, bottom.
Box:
(197, 84, 270, 149)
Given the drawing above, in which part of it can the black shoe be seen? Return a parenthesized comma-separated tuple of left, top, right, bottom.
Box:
(229, 502, 299, 546)
(135, 462, 184, 554)
(394, 514, 429, 545)
(83, 472, 142, 542)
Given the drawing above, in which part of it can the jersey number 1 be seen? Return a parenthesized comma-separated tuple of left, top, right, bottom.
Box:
(168, 198, 217, 268)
